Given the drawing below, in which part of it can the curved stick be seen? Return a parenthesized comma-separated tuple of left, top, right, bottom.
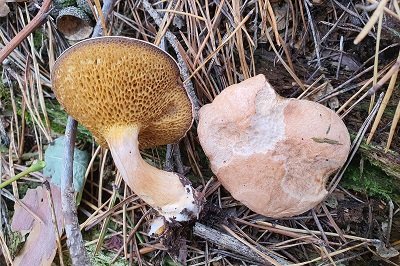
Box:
(0, 0, 52, 63)
(61, 1, 117, 265)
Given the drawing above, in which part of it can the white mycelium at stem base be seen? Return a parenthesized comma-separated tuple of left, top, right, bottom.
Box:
(105, 126, 200, 221)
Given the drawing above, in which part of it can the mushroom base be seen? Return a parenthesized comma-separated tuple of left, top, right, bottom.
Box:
(105, 126, 202, 221)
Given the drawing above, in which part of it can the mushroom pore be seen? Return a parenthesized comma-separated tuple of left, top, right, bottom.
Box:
(52, 37, 201, 221)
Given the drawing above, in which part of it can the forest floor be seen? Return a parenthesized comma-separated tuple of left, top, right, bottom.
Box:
(0, 0, 399, 265)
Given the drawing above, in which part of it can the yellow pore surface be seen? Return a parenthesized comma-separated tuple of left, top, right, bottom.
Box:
(52, 37, 193, 149)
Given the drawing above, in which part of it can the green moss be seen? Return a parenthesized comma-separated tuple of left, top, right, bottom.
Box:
(347, 132, 400, 178)
(16, 108, 33, 125)
(6, 230, 24, 258)
(4, 88, 91, 143)
(17, 182, 41, 198)
(45, 100, 93, 143)
(164, 257, 182, 266)
(1, 93, 92, 143)
(342, 158, 400, 204)
(85, 245, 128, 266)
(0, 83, 11, 107)
(358, 142, 400, 178)
(32, 30, 44, 51)
(357, 83, 399, 117)
(54, 0, 77, 8)
(0, 146, 8, 153)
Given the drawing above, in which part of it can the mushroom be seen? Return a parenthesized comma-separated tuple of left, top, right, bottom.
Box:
(198, 74, 350, 218)
(52, 37, 202, 221)
(56, 6, 93, 41)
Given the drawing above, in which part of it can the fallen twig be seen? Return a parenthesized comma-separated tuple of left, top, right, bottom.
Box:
(62, 117, 90, 266)
(92, 0, 116, 37)
(0, 0, 52, 63)
(354, 0, 389, 44)
(367, 57, 400, 95)
(44, 181, 65, 266)
(193, 222, 290, 265)
(142, 0, 201, 121)
(304, 0, 321, 67)
(61, 1, 117, 264)
(0, 117, 9, 146)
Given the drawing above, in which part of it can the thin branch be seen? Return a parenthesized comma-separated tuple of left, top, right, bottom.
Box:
(0, 117, 9, 146)
(304, 1, 321, 67)
(142, 0, 201, 121)
(368, 58, 400, 95)
(0, 0, 52, 63)
(61, 1, 117, 264)
(62, 117, 90, 266)
(193, 222, 289, 265)
(92, 0, 117, 37)
(163, 144, 174, 172)
(354, 0, 390, 44)
(44, 181, 64, 266)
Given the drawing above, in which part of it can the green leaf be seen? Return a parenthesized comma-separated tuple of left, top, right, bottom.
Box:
(43, 136, 89, 193)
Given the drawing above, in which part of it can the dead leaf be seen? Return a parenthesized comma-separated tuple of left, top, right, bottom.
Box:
(273, 2, 288, 31)
(11, 184, 63, 266)
(321, 50, 362, 72)
(306, 76, 340, 109)
(104, 235, 123, 251)
(44, 136, 89, 194)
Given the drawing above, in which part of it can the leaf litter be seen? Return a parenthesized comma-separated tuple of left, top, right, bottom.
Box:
(0, 0, 399, 265)
(11, 184, 63, 266)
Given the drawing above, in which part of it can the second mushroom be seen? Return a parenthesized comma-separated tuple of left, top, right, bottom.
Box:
(52, 37, 202, 222)
(198, 74, 350, 218)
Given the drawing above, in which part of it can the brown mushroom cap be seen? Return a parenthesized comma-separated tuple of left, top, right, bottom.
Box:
(198, 74, 350, 218)
(52, 36, 193, 149)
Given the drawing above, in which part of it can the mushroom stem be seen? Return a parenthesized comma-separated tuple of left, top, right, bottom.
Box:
(105, 126, 201, 221)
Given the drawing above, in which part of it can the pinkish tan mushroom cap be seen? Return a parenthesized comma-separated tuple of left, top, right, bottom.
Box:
(198, 74, 350, 218)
